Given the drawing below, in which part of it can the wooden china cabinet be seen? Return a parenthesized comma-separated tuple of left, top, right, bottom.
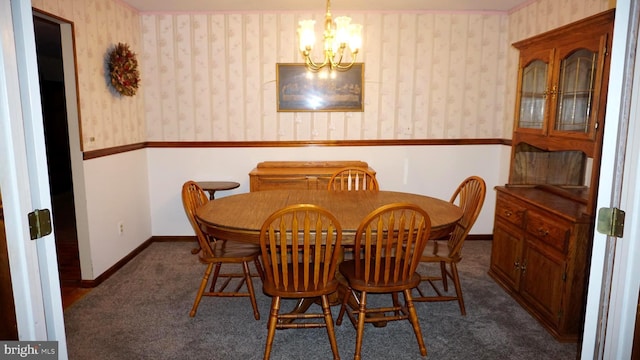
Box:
(488, 9, 615, 342)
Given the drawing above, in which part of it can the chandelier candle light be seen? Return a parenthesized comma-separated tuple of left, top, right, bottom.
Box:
(297, 0, 362, 72)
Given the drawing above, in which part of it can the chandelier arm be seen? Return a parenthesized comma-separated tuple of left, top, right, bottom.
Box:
(332, 55, 358, 71)
(302, 47, 330, 70)
(298, 0, 361, 72)
(305, 53, 328, 72)
(331, 53, 344, 68)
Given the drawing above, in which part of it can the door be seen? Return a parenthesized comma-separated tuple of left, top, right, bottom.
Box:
(0, 191, 18, 339)
(0, 0, 67, 357)
(581, 1, 640, 358)
(514, 47, 554, 134)
(490, 220, 523, 289)
(549, 36, 609, 140)
(519, 239, 564, 327)
(633, 292, 640, 359)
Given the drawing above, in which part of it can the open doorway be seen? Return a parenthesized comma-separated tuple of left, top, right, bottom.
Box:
(33, 14, 84, 306)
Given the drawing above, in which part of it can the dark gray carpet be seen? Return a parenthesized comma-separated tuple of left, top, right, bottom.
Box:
(63, 241, 578, 359)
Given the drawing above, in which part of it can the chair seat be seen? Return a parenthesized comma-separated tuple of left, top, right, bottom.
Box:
(200, 240, 261, 262)
(339, 259, 422, 293)
(262, 264, 340, 297)
(420, 240, 464, 264)
(420, 240, 450, 260)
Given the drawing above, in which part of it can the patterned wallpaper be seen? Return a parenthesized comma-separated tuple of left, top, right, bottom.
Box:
(31, 0, 609, 149)
(31, 0, 145, 152)
(141, 12, 510, 142)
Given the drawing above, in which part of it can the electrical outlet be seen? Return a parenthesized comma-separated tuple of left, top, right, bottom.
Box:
(118, 221, 124, 236)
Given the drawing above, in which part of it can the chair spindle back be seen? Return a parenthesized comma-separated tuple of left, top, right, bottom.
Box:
(327, 167, 379, 192)
(353, 203, 431, 285)
(259, 204, 342, 292)
(181, 181, 215, 256)
(447, 176, 486, 256)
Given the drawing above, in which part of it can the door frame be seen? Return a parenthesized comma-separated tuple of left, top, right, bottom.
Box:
(0, 0, 67, 358)
(33, 9, 92, 286)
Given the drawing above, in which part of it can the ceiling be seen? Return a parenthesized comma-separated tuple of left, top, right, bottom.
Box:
(120, 0, 531, 12)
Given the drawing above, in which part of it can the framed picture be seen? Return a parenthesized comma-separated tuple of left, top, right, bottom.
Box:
(276, 63, 364, 112)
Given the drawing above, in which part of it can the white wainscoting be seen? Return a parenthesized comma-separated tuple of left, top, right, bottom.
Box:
(146, 145, 510, 237)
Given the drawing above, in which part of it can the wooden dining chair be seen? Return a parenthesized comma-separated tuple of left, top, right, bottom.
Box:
(328, 166, 379, 262)
(337, 203, 432, 359)
(181, 181, 264, 320)
(327, 167, 379, 192)
(259, 204, 343, 360)
(413, 176, 486, 315)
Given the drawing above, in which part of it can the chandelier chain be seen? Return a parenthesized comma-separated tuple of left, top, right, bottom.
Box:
(297, 0, 362, 71)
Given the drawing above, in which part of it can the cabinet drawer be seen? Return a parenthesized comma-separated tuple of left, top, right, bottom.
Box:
(525, 210, 570, 253)
(253, 177, 311, 191)
(495, 197, 526, 227)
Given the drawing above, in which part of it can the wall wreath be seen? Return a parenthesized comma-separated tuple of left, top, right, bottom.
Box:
(108, 43, 140, 96)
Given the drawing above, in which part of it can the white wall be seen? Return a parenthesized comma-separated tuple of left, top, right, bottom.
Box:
(147, 144, 508, 237)
(82, 149, 152, 278)
(74, 142, 508, 280)
(31, 0, 145, 152)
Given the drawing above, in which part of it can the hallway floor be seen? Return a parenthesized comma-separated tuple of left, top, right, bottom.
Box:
(52, 191, 87, 309)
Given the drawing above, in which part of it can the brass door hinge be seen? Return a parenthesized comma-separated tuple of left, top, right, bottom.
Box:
(28, 209, 52, 240)
(597, 207, 625, 238)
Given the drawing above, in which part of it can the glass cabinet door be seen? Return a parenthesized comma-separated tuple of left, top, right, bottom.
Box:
(517, 59, 549, 130)
(554, 49, 597, 133)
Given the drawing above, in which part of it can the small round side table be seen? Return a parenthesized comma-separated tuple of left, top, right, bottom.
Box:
(196, 181, 240, 200)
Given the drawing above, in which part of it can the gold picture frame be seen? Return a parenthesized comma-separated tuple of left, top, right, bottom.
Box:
(276, 63, 364, 112)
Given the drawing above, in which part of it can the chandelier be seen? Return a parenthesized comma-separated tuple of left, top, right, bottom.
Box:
(297, 0, 362, 72)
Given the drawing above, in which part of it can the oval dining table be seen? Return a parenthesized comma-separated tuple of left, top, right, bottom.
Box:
(196, 189, 463, 244)
(195, 189, 463, 325)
